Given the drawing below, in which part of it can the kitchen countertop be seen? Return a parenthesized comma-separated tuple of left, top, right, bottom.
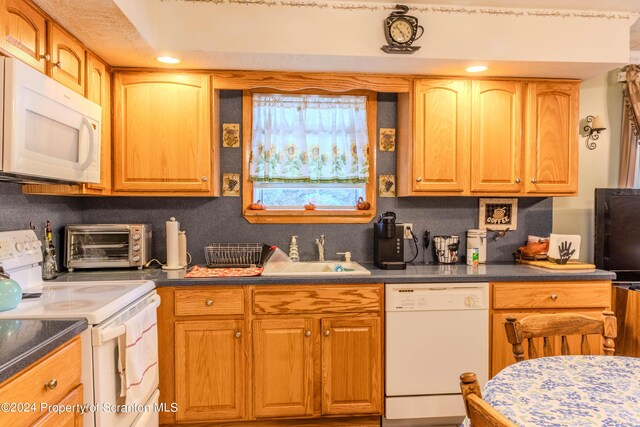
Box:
(53, 262, 616, 286)
(0, 319, 87, 384)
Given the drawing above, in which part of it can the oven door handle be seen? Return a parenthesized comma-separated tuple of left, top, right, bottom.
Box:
(94, 295, 161, 346)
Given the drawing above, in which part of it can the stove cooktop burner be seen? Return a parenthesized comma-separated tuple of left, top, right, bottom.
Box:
(75, 285, 127, 293)
(44, 300, 95, 310)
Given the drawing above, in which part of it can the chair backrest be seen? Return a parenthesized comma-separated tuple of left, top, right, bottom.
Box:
(459, 372, 517, 427)
(504, 311, 617, 362)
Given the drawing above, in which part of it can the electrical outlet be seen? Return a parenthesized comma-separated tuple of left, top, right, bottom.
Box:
(403, 224, 413, 240)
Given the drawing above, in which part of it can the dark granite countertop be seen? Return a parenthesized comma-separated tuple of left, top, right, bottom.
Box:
(53, 262, 616, 286)
(0, 319, 87, 384)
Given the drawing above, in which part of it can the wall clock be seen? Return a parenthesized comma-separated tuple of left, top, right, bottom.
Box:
(381, 4, 424, 54)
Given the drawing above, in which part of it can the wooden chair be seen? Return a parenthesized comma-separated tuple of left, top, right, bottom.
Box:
(459, 372, 517, 427)
(504, 311, 617, 362)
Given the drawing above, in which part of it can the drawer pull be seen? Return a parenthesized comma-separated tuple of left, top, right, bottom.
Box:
(416, 176, 423, 182)
(206, 299, 213, 306)
(235, 331, 241, 338)
(305, 330, 311, 337)
(45, 379, 58, 390)
(324, 330, 330, 337)
(550, 293, 558, 301)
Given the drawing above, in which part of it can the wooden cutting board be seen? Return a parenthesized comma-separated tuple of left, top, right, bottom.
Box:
(516, 259, 596, 270)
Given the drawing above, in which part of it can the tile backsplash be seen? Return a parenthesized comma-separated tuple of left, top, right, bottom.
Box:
(0, 92, 552, 267)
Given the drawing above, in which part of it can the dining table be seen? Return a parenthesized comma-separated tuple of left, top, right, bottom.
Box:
(462, 355, 640, 426)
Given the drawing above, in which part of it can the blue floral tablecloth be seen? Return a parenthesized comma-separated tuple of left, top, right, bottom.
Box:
(462, 356, 640, 427)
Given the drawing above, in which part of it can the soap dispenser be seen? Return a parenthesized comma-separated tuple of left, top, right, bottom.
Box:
(288, 236, 300, 262)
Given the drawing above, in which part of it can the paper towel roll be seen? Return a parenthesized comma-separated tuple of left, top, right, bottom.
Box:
(178, 231, 187, 267)
(163, 217, 181, 270)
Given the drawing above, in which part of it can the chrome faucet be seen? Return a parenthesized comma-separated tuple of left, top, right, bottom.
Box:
(315, 235, 325, 261)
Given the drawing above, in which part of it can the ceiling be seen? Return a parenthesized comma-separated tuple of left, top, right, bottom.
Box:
(33, 0, 640, 79)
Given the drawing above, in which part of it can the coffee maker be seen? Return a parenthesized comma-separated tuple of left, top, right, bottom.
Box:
(373, 212, 406, 270)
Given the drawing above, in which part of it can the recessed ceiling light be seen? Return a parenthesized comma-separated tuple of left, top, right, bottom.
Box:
(157, 56, 181, 64)
(466, 65, 488, 73)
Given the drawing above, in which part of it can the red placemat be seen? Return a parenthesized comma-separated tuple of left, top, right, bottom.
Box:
(184, 265, 263, 278)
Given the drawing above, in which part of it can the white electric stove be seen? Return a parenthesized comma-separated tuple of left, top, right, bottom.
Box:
(0, 229, 160, 427)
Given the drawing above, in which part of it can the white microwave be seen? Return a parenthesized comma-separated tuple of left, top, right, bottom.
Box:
(0, 57, 101, 183)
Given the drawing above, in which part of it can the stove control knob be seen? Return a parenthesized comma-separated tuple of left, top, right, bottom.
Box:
(464, 296, 478, 307)
(15, 242, 25, 252)
(132, 245, 141, 252)
(132, 234, 141, 241)
(132, 255, 141, 262)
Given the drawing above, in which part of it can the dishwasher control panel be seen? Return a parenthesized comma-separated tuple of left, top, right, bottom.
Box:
(385, 282, 489, 311)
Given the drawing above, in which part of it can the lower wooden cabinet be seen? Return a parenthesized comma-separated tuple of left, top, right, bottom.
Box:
(175, 319, 245, 422)
(33, 384, 83, 427)
(490, 281, 612, 377)
(158, 284, 383, 426)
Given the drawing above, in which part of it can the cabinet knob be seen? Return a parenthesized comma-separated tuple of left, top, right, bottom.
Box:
(550, 293, 558, 301)
(202, 176, 208, 182)
(531, 178, 538, 184)
(305, 330, 311, 337)
(235, 331, 241, 338)
(324, 330, 330, 337)
(206, 299, 213, 306)
(45, 379, 58, 390)
(54, 61, 62, 68)
(40, 53, 51, 62)
(415, 176, 422, 182)
(515, 178, 522, 184)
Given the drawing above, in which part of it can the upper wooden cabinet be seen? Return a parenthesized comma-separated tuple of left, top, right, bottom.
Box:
(0, 0, 47, 72)
(112, 72, 215, 194)
(85, 53, 111, 193)
(524, 82, 579, 194)
(401, 79, 470, 194)
(49, 23, 85, 95)
(398, 78, 579, 197)
(470, 80, 523, 194)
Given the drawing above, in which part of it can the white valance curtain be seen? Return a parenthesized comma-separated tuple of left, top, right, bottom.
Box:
(619, 64, 640, 187)
(249, 93, 369, 183)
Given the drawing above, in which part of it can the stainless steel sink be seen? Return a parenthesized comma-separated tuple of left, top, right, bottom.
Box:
(261, 261, 371, 277)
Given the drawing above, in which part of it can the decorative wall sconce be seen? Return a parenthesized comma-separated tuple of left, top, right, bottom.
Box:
(584, 115, 606, 150)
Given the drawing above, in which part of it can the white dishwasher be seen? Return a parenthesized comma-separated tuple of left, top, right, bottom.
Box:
(384, 282, 489, 427)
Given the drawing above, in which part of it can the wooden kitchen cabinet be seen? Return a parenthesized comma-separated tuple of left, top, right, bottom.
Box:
(398, 77, 579, 197)
(524, 81, 579, 194)
(175, 319, 245, 422)
(0, 336, 83, 426)
(49, 23, 85, 95)
(112, 72, 215, 195)
(470, 80, 523, 194)
(0, 0, 47, 72)
(490, 281, 611, 377)
(157, 284, 382, 426)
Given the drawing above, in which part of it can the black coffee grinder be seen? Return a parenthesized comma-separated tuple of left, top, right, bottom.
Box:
(373, 211, 406, 270)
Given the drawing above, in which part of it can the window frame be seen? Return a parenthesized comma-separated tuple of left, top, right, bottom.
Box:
(242, 88, 377, 224)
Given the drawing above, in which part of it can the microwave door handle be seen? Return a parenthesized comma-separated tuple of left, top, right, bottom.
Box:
(79, 116, 96, 170)
(93, 295, 161, 346)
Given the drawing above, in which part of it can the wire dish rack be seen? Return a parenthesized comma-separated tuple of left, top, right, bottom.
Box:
(204, 243, 273, 268)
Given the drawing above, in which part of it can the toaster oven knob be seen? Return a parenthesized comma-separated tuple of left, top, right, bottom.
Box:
(132, 234, 141, 241)
(133, 244, 141, 252)
(132, 255, 141, 262)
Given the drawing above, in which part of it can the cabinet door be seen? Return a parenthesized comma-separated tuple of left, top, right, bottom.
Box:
(175, 320, 244, 422)
(470, 81, 523, 193)
(321, 317, 382, 415)
(0, 0, 47, 72)
(85, 53, 111, 193)
(50, 23, 85, 95)
(113, 72, 213, 193)
(32, 384, 83, 427)
(524, 82, 579, 194)
(491, 310, 607, 377)
(412, 79, 470, 194)
(253, 318, 314, 418)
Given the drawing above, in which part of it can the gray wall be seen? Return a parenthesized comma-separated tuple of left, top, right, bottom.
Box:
(0, 92, 552, 267)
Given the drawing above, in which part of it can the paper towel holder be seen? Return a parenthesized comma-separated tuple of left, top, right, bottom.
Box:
(162, 217, 184, 271)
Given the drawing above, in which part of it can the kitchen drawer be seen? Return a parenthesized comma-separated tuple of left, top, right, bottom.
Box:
(175, 288, 244, 316)
(0, 336, 81, 426)
(492, 281, 611, 309)
(253, 285, 381, 315)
